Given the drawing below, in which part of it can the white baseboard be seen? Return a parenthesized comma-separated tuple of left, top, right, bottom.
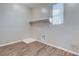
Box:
(22, 38, 79, 55)
(0, 38, 79, 56)
(0, 38, 36, 47)
(0, 40, 22, 47)
(22, 38, 36, 43)
(36, 40, 79, 56)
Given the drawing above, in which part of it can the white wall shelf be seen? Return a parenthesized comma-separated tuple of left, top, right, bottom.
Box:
(29, 19, 50, 26)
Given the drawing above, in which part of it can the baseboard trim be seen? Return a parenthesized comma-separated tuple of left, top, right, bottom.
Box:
(0, 38, 79, 56)
(36, 40, 79, 56)
(0, 40, 22, 47)
(22, 38, 36, 43)
(0, 38, 36, 47)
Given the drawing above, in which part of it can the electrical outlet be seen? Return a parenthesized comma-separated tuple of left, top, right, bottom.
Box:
(41, 35, 46, 40)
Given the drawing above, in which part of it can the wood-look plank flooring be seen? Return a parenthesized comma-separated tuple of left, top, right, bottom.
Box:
(0, 41, 77, 56)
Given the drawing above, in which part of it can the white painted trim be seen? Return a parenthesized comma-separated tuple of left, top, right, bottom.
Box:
(0, 38, 79, 56)
(0, 38, 36, 47)
(22, 38, 36, 43)
(36, 40, 79, 56)
(0, 40, 22, 47)
(22, 38, 79, 55)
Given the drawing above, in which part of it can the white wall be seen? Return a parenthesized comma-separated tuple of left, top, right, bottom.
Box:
(31, 4, 52, 21)
(31, 3, 79, 53)
(1, 3, 79, 53)
(0, 4, 32, 44)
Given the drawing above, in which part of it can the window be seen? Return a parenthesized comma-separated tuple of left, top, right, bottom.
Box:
(49, 3, 64, 25)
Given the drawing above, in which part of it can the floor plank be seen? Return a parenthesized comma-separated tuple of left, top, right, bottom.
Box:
(0, 41, 77, 56)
